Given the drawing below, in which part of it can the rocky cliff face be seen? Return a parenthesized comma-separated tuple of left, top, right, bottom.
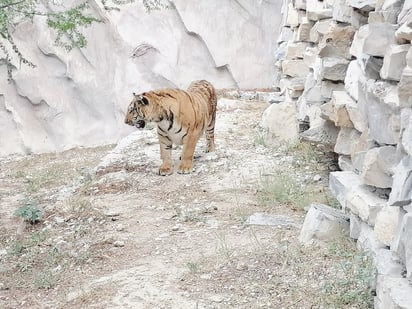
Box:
(0, 0, 282, 156)
(275, 0, 412, 307)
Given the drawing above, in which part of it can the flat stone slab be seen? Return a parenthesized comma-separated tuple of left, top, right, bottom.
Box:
(245, 213, 299, 228)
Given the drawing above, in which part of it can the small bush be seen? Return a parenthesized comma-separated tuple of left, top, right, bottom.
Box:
(259, 172, 308, 209)
(14, 202, 43, 224)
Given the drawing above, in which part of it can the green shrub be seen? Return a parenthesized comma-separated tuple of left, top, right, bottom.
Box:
(14, 202, 43, 224)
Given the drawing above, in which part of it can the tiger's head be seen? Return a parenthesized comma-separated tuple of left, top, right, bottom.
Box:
(124, 92, 150, 129)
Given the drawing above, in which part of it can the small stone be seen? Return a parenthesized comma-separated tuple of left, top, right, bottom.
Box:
(313, 174, 322, 181)
(236, 262, 248, 271)
(209, 295, 224, 303)
(246, 213, 298, 228)
(171, 224, 181, 231)
(115, 224, 125, 231)
(113, 240, 125, 247)
(200, 273, 212, 280)
(54, 216, 65, 224)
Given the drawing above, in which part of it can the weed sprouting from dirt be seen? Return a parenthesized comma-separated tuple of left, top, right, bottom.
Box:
(14, 201, 43, 224)
(257, 140, 338, 210)
(322, 238, 375, 308)
(186, 261, 201, 273)
(258, 172, 309, 209)
(253, 132, 267, 147)
(214, 232, 235, 262)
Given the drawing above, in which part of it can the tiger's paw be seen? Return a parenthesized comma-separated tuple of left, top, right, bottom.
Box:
(158, 165, 173, 176)
(205, 141, 215, 153)
(177, 162, 193, 174)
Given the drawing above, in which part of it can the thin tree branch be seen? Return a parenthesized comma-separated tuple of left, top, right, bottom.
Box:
(0, 0, 26, 10)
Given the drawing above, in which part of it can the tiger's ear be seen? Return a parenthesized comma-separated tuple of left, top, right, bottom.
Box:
(133, 92, 137, 96)
(141, 96, 149, 105)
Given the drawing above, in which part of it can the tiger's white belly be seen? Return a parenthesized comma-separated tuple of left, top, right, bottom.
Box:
(157, 119, 188, 145)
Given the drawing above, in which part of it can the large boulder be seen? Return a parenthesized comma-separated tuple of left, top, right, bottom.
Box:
(299, 203, 349, 245)
(262, 100, 299, 143)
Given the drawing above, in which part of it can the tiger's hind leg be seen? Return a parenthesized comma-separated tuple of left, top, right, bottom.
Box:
(205, 98, 217, 153)
(205, 125, 215, 153)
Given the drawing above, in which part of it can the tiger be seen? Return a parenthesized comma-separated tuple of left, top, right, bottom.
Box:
(124, 80, 217, 175)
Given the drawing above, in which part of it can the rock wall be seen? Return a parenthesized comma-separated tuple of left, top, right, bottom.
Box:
(275, 0, 412, 307)
(0, 0, 282, 156)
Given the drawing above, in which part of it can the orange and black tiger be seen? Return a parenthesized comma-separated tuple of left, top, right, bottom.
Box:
(124, 80, 217, 175)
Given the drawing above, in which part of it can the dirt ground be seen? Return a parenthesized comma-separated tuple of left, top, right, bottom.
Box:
(0, 98, 373, 308)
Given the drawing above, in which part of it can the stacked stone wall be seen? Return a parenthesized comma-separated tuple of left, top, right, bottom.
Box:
(276, 0, 412, 307)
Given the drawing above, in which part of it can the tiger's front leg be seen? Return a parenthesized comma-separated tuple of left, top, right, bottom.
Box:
(178, 132, 199, 174)
(158, 134, 173, 176)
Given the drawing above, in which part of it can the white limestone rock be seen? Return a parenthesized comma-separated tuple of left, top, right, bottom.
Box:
(344, 60, 367, 102)
(279, 77, 306, 99)
(388, 156, 412, 206)
(375, 248, 404, 279)
(338, 155, 355, 172)
(399, 47, 412, 107)
(347, 0, 377, 11)
(309, 19, 334, 43)
(361, 146, 399, 189)
(95, 130, 159, 176)
(296, 18, 314, 42)
(294, 0, 307, 10)
(303, 46, 319, 69)
(334, 127, 361, 155)
(278, 27, 294, 43)
(401, 108, 412, 155)
(320, 81, 345, 100)
(285, 2, 305, 27)
(318, 23, 357, 60)
(395, 22, 412, 41)
(346, 185, 387, 226)
(380, 44, 410, 81)
(391, 213, 412, 281)
(349, 213, 363, 239)
(299, 73, 344, 106)
(350, 23, 397, 58)
(368, 10, 399, 24)
(399, 67, 412, 108)
(329, 171, 363, 209)
(359, 55, 384, 79)
(314, 57, 350, 81)
(282, 60, 311, 77)
(261, 100, 299, 143)
(398, 0, 412, 24)
(374, 205, 402, 246)
(351, 130, 378, 174)
(360, 80, 401, 145)
(299, 203, 349, 245)
(299, 119, 339, 148)
(306, 0, 333, 21)
(356, 219, 386, 255)
(375, 277, 412, 309)
(286, 42, 311, 59)
(321, 91, 362, 128)
(332, 0, 368, 26)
